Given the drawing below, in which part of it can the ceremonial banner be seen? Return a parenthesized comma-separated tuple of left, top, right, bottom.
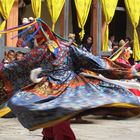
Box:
(125, 0, 140, 61)
(102, 0, 118, 51)
(0, 0, 14, 35)
(74, 0, 92, 40)
(31, 0, 42, 18)
(46, 0, 65, 31)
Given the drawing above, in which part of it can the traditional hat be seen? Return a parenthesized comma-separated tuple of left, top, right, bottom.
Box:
(29, 17, 34, 21)
(22, 18, 29, 24)
(68, 33, 75, 40)
(109, 41, 130, 61)
(34, 19, 59, 56)
(119, 39, 125, 47)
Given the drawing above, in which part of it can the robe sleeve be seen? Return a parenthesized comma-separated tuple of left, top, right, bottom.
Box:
(0, 46, 46, 104)
(69, 46, 139, 80)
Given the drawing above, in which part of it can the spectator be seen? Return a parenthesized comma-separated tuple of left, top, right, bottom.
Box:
(17, 17, 35, 49)
(16, 18, 29, 48)
(29, 17, 34, 22)
(112, 41, 119, 54)
(108, 35, 115, 52)
(81, 35, 93, 52)
(15, 51, 25, 61)
(3, 50, 15, 66)
(125, 37, 132, 44)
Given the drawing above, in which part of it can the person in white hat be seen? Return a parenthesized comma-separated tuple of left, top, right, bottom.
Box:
(22, 17, 29, 24)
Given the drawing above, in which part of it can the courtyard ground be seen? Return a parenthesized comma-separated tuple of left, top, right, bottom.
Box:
(0, 115, 140, 140)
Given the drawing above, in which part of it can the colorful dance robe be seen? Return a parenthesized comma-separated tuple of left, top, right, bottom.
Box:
(0, 45, 140, 130)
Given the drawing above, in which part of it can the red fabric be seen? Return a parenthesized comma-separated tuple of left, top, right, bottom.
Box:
(42, 121, 76, 140)
(116, 57, 131, 67)
(134, 63, 140, 72)
(129, 89, 140, 97)
(34, 22, 59, 46)
(116, 57, 140, 97)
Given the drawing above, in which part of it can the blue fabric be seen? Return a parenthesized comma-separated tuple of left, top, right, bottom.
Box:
(1, 45, 140, 130)
(8, 80, 139, 129)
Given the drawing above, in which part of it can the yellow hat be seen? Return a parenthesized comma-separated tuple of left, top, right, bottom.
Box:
(119, 39, 125, 47)
(68, 33, 75, 40)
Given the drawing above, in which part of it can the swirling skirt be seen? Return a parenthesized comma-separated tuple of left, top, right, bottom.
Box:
(8, 75, 140, 130)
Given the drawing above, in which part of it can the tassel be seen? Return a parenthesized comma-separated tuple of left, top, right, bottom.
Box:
(79, 27, 85, 40)
(52, 23, 55, 31)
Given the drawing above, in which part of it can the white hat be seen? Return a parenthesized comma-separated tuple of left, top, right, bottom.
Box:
(22, 18, 29, 24)
(29, 17, 34, 21)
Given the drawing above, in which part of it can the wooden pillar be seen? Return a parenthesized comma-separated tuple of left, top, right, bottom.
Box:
(91, 0, 102, 56)
(59, 0, 69, 38)
(101, 12, 106, 47)
(64, 0, 69, 38)
(6, 0, 18, 47)
(59, 6, 64, 37)
(91, 0, 98, 55)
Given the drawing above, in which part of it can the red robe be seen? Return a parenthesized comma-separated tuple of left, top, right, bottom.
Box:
(42, 121, 76, 140)
(116, 57, 140, 97)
